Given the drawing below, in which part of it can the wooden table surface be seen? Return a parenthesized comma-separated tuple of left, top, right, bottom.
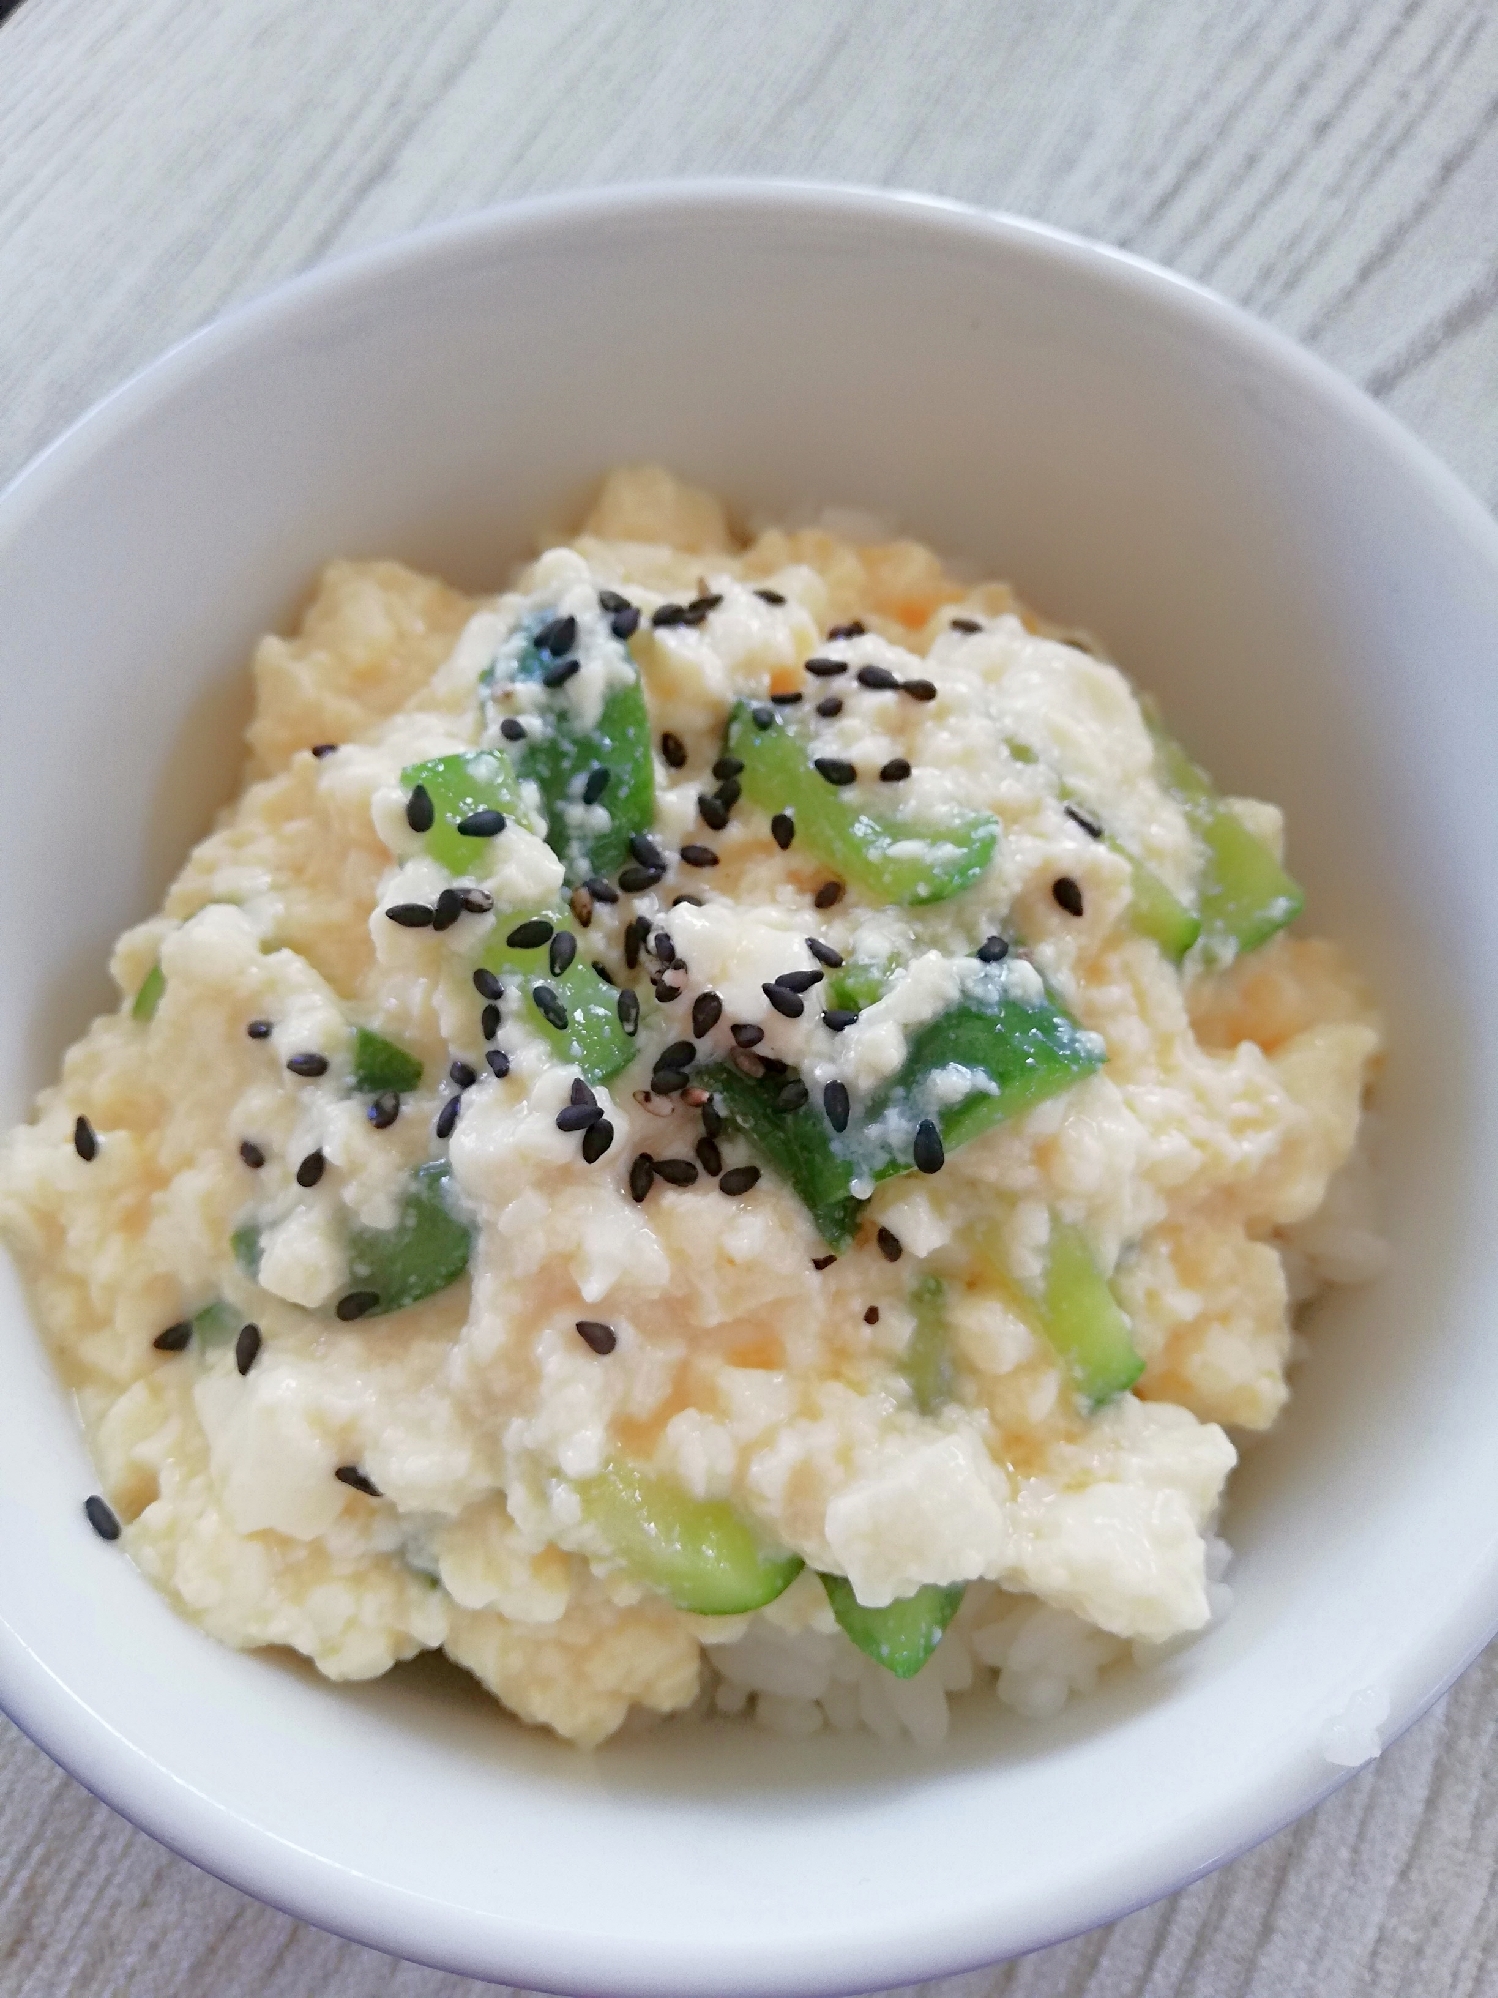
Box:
(2, 2, 1496, 1993)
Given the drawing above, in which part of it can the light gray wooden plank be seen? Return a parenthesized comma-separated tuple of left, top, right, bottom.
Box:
(0, 0, 1494, 1992)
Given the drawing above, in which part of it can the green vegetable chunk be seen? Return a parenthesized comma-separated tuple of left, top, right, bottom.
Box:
(477, 913, 634, 1087)
(401, 750, 523, 875)
(344, 1159, 473, 1318)
(727, 702, 997, 905)
(350, 1026, 423, 1095)
(1040, 1221, 1144, 1408)
(1147, 711, 1303, 960)
(821, 1573, 966, 1678)
(230, 1224, 260, 1280)
(506, 616, 655, 881)
(904, 1273, 954, 1414)
(580, 1460, 803, 1614)
(192, 1301, 241, 1347)
(132, 963, 165, 1022)
(859, 983, 1105, 1177)
(1122, 851, 1201, 962)
(699, 1060, 866, 1250)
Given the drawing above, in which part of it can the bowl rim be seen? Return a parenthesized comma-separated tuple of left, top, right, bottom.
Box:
(4, 176, 1498, 1995)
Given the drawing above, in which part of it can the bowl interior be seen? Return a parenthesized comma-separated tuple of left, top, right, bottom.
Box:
(3, 185, 1498, 1996)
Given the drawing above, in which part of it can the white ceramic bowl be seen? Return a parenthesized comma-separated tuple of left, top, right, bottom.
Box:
(3, 182, 1498, 1996)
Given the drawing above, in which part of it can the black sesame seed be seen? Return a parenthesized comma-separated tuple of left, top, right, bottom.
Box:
(763, 983, 805, 1019)
(804, 657, 847, 678)
(500, 717, 527, 742)
(611, 606, 641, 640)
(657, 1040, 696, 1071)
(557, 1102, 604, 1132)
(865, 1306, 880, 1325)
(879, 758, 912, 783)
(698, 794, 729, 831)
(774, 1079, 810, 1113)
(731, 1022, 764, 1048)
(689, 593, 723, 614)
(660, 732, 688, 768)
(902, 679, 938, 702)
(713, 757, 744, 780)
(828, 621, 866, 639)
(913, 1119, 945, 1174)
(549, 931, 578, 977)
(630, 833, 665, 870)
(680, 843, 719, 868)
(576, 1319, 617, 1354)
(335, 1465, 381, 1497)
(460, 888, 495, 914)
(760, 1055, 788, 1074)
(247, 1019, 273, 1040)
(720, 1165, 761, 1196)
(692, 992, 723, 1038)
(652, 978, 683, 1003)
(570, 1076, 597, 1107)
(154, 1321, 193, 1352)
(386, 903, 435, 928)
(816, 696, 844, 717)
(579, 766, 610, 807)
(823, 1080, 850, 1132)
(599, 589, 631, 614)
(812, 1254, 837, 1271)
(531, 985, 569, 1031)
(857, 664, 900, 690)
(950, 616, 982, 633)
(336, 1291, 380, 1321)
(1064, 802, 1105, 840)
(673, 893, 704, 909)
(73, 1115, 97, 1161)
(701, 1099, 724, 1139)
(581, 1118, 614, 1163)
(814, 758, 857, 786)
(239, 1140, 265, 1169)
(651, 930, 675, 964)
(753, 587, 786, 605)
(1053, 876, 1085, 918)
(586, 876, 620, 905)
(621, 916, 648, 969)
(486, 1048, 511, 1079)
(752, 706, 774, 729)
(537, 613, 578, 657)
(814, 880, 845, 909)
(296, 1150, 325, 1188)
(507, 917, 553, 950)
(457, 808, 506, 839)
(771, 812, 795, 851)
(714, 776, 742, 809)
(480, 1002, 501, 1040)
(805, 937, 843, 967)
(654, 1158, 699, 1187)
(617, 989, 640, 1035)
(310, 742, 339, 758)
(287, 1052, 329, 1077)
(405, 784, 434, 833)
(618, 864, 664, 893)
(653, 603, 687, 627)
(368, 1091, 400, 1129)
(651, 1069, 689, 1095)
(450, 1060, 478, 1089)
(774, 969, 824, 994)
(235, 1323, 261, 1376)
(877, 1226, 903, 1262)
(771, 691, 803, 707)
(629, 1152, 656, 1202)
(541, 658, 581, 689)
(431, 887, 465, 932)
(822, 1008, 859, 1032)
(696, 1136, 722, 1176)
(84, 1495, 121, 1541)
(435, 1095, 462, 1140)
(975, 935, 1010, 963)
(473, 967, 504, 1001)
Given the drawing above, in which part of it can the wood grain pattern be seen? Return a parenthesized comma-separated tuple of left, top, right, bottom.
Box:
(0, 1, 1495, 1992)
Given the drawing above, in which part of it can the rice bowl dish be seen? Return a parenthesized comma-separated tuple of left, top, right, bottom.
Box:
(0, 463, 1384, 1751)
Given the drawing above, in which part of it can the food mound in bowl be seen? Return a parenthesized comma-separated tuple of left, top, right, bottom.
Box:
(0, 467, 1383, 1748)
